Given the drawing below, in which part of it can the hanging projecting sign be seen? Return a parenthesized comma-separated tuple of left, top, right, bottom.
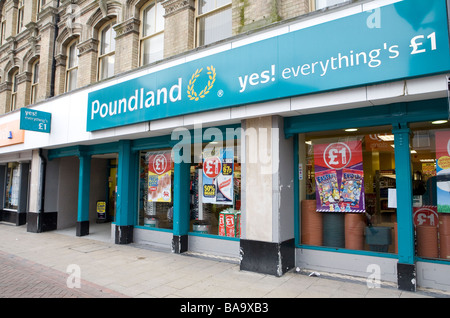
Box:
(20, 108, 51, 133)
(86, 0, 450, 131)
(314, 140, 365, 212)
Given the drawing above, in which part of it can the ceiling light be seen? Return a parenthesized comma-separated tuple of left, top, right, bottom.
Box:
(432, 120, 448, 124)
(378, 134, 395, 141)
(344, 128, 358, 132)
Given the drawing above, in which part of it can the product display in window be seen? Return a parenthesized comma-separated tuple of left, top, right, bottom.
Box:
(138, 150, 174, 229)
(299, 127, 397, 253)
(4, 162, 20, 210)
(411, 121, 450, 261)
(189, 144, 241, 237)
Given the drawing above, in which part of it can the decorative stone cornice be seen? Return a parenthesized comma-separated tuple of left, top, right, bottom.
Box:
(0, 82, 12, 93)
(162, 0, 195, 18)
(113, 18, 140, 39)
(77, 38, 99, 56)
(54, 54, 67, 67)
(16, 71, 32, 84)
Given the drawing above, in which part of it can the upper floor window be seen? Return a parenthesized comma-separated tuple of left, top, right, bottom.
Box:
(66, 39, 78, 92)
(10, 70, 18, 111)
(140, 1, 165, 66)
(98, 21, 116, 80)
(196, 0, 231, 47)
(17, 0, 25, 34)
(31, 60, 39, 104)
(1, 18, 6, 45)
(315, 0, 348, 10)
(36, 0, 45, 19)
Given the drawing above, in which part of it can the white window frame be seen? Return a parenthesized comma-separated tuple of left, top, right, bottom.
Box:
(31, 60, 39, 104)
(98, 21, 116, 81)
(195, 0, 232, 47)
(314, 0, 348, 10)
(10, 70, 18, 112)
(139, 0, 165, 66)
(65, 39, 79, 92)
(17, 0, 25, 34)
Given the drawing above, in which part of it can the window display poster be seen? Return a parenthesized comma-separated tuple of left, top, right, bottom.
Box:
(435, 131, 450, 213)
(148, 152, 172, 202)
(202, 147, 234, 205)
(313, 140, 365, 212)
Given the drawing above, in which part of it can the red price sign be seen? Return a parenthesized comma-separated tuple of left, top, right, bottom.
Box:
(203, 156, 222, 178)
(152, 154, 168, 175)
(413, 206, 438, 227)
(323, 142, 352, 170)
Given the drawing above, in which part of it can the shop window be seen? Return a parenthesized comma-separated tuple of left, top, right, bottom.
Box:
(4, 162, 20, 210)
(140, 1, 165, 66)
(98, 21, 116, 80)
(138, 149, 174, 230)
(410, 120, 450, 261)
(315, 0, 348, 10)
(30, 60, 39, 104)
(189, 139, 241, 238)
(66, 39, 78, 92)
(196, 0, 232, 47)
(298, 126, 397, 253)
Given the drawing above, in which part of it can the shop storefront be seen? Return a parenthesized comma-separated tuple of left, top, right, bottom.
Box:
(286, 97, 450, 291)
(0, 118, 29, 226)
(0, 0, 448, 292)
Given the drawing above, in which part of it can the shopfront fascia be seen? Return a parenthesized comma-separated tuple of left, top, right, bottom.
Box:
(285, 97, 450, 291)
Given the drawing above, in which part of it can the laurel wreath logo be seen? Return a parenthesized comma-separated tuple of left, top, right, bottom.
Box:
(187, 65, 216, 101)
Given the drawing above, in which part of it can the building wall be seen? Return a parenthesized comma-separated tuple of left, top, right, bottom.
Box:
(0, 0, 319, 115)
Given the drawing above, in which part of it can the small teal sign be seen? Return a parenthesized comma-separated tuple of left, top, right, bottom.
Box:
(20, 108, 51, 133)
(87, 0, 450, 132)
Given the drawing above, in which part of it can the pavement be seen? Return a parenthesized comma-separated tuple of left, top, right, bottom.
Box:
(0, 222, 449, 302)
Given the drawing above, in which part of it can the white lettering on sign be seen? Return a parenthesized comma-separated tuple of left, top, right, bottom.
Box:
(237, 30, 444, 93)
(23, 110, 50, 131)
(323, 142, 352, 170)
(91, 78, 182, 120)
(410, 32, 437, 55)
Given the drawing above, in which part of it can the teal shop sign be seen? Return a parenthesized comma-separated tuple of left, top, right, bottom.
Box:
(20, 108, 51, 133)
(87, 0, 450, 132)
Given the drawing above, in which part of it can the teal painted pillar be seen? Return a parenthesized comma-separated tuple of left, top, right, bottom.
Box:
(115, 140, 135, 244)
(172, 153, 191, 253)
(77, 152, 91, 236)
(392, 123, 416, 291)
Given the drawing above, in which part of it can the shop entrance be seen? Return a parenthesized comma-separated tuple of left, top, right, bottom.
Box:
(90, 154, 118, 240)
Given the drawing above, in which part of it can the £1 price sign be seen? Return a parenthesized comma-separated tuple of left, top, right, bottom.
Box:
(203, 156, 222, 178)
(323, 142, 352, 170)
(314, 140, 363, 171)
(413, 206, 438, 227)
(152, 154, 169, 175)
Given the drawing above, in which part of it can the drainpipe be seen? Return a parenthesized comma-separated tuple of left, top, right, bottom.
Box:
(50, 0, 60, 97)
(38, 149, 47, 232)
